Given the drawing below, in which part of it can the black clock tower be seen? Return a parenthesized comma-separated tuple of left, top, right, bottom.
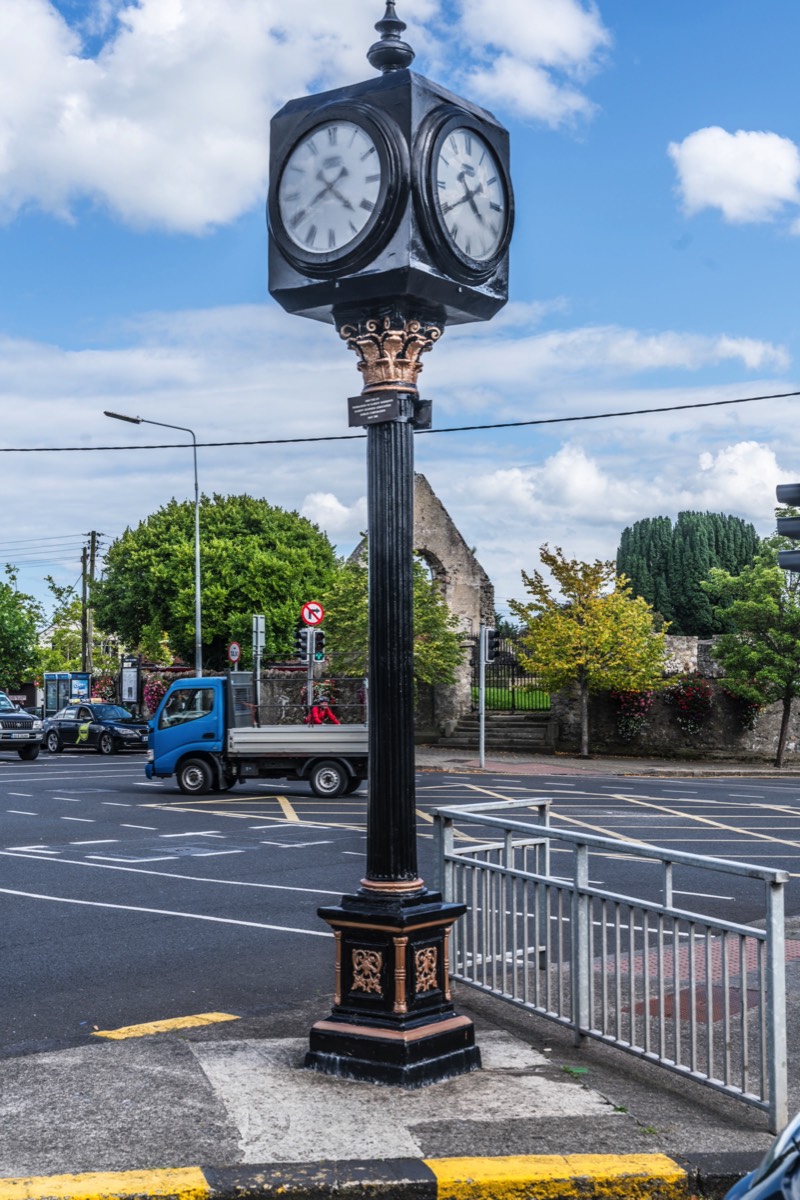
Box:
(268, 3, 513, 1086)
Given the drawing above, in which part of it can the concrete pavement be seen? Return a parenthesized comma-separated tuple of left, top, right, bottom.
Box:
(2, 746, 797, 1199)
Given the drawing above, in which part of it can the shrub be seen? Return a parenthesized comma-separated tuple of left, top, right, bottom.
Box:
(665, 673, 714, 735)
(610, 689, 655, 741)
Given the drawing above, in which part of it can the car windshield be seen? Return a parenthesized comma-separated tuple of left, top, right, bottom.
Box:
(0, 695, 18, 712)
(91, 705, 135, 722)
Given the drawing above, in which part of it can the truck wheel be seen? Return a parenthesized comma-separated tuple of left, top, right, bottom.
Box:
(178, 757, 213, 796)
(309, 760, 346, 798)
(18, 745, 40, 761)
(343, 776, 364, 795)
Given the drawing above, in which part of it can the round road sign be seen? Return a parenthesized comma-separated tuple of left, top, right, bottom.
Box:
(227, 641, 241, 664)
(301, 601, 325, 626)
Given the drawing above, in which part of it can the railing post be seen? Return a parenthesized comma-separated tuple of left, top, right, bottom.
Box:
(572, 842, 590, 1045)
(766, 878, 788, 1132)
(433, 812, 455, 902)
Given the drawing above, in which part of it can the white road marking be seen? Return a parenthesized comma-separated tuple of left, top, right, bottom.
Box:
(102, 801, 131, 806)
(674, 889, 735, 900)
(5, 845, 56, 852)
(191, 850, 243, 857)
(0, 849, 342, 893)
(60, 816, 95, 822)
(8, 792, 32, 797)
(259, 840, 331, 848)
(7, 810, 37, 815)
(159, 830, 224, 838)
(87, 855, 180, 863)
(121, 824, 157, 830)
(69, 839, 118, 846)
(0, 887, 331, 935)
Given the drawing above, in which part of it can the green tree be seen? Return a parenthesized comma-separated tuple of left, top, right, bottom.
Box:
(510, 545, 666, 757)
(703, 524, 800, 767)
(320, 555, 464, 686)
(616, 512, 759, 635)
(92, 494, 338, 669)
(37, 578, 119, 676)
(0, 568, 43, 690)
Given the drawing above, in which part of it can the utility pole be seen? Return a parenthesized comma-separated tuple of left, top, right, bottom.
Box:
(81, 545, 89, 673)
(87, 531, 98, 674)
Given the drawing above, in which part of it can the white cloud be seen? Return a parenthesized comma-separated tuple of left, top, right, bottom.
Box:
(459, 0, 611, 124)
(434, 323, 788, 403)
(669, 126, 800, 224)
(1, 301, 796, 614)
(301, 491, 367, 535)
(0, 0, 610, 232)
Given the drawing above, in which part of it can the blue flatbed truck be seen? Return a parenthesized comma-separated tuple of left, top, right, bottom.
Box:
(146, 675, 368, 798)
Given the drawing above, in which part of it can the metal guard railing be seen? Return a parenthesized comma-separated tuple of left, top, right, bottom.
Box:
(433, 799, 789, 1132)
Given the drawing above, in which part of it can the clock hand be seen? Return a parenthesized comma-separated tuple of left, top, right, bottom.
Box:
(329, 186, 355, 211)
(440, 191, 473, 215)
(442, 181, 485, 220)
(457, 171, 485, 222)
(308, 167, 349, 208)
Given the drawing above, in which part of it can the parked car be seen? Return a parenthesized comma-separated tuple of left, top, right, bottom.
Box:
(0, 691, 42, 760)
(724, 1111, 800, 1200)
(43, 702, 148, 755)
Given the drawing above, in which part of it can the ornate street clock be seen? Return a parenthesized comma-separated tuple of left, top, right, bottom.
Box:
(268, 6, 514, 327)
(267, 4, 514, 1089)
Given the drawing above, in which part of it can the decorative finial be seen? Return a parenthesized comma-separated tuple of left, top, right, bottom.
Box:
(367, 2, 415, 74)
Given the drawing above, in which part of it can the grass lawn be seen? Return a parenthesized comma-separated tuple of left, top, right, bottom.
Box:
(472, 685, 550, 711)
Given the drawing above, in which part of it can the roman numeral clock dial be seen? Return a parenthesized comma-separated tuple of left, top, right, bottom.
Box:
(277, 120, 383, 259)
(433, 127, 507, 263)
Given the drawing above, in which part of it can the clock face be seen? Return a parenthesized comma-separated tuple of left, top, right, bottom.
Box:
(277, 121, 383, 256)
(433, 127, 508, 262)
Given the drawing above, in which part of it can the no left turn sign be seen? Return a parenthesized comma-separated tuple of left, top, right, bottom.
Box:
(301, 601, 325, 626)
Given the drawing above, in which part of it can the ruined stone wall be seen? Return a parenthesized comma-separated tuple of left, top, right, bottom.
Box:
(413, 473, 494, 732)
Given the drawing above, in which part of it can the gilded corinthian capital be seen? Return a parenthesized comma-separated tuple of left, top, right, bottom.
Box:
(337, 313, 443, 392)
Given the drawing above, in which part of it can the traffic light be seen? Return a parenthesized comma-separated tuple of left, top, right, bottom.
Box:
(485, 628, 499, 663)
(314, 630, 326, 661)
(776, 483, 800, 571)
(294, 627, 310, 662)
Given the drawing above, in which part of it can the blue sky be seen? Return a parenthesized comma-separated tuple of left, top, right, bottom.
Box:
(2, 0, 799, 623)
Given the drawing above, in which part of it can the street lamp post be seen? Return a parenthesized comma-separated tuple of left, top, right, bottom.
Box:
(104, 410, 202, 677)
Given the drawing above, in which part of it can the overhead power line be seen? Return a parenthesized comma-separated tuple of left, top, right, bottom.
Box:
(0, 387, 797, 453)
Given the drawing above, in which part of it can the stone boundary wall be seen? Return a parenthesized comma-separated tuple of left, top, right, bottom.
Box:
(552, 634, 800, 762)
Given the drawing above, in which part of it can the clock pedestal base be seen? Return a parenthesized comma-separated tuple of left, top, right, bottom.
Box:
(306, 887, 480, 1087)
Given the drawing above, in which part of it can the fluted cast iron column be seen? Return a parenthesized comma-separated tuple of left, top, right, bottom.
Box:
(305, 310, 480, 1086)
(365, 394, 419, 888)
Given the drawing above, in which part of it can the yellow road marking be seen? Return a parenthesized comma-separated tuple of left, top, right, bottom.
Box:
(147, 804, 366, 832)
(416, 808, 434, 823)
(277, 795, 300, 822)
(0, 1168, 210, 1200)
(549, 811, 648, 845)
(93, 1012, 239, 1040)
(609, 792, 800, 851)
(426, 1154, 686, 1200)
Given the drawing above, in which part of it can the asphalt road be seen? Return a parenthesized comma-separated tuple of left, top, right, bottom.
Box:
(2, 753, 800, 1056)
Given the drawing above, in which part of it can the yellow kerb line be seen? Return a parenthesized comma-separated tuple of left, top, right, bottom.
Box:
(426, 1153, 687, 1200)
(93, 1012, 239, 1039)
(0, 1167, 210, 1200)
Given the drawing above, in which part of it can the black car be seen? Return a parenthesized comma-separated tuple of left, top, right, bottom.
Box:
(43, 703, 148, 755)
(724, 1111, 800, 1200)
